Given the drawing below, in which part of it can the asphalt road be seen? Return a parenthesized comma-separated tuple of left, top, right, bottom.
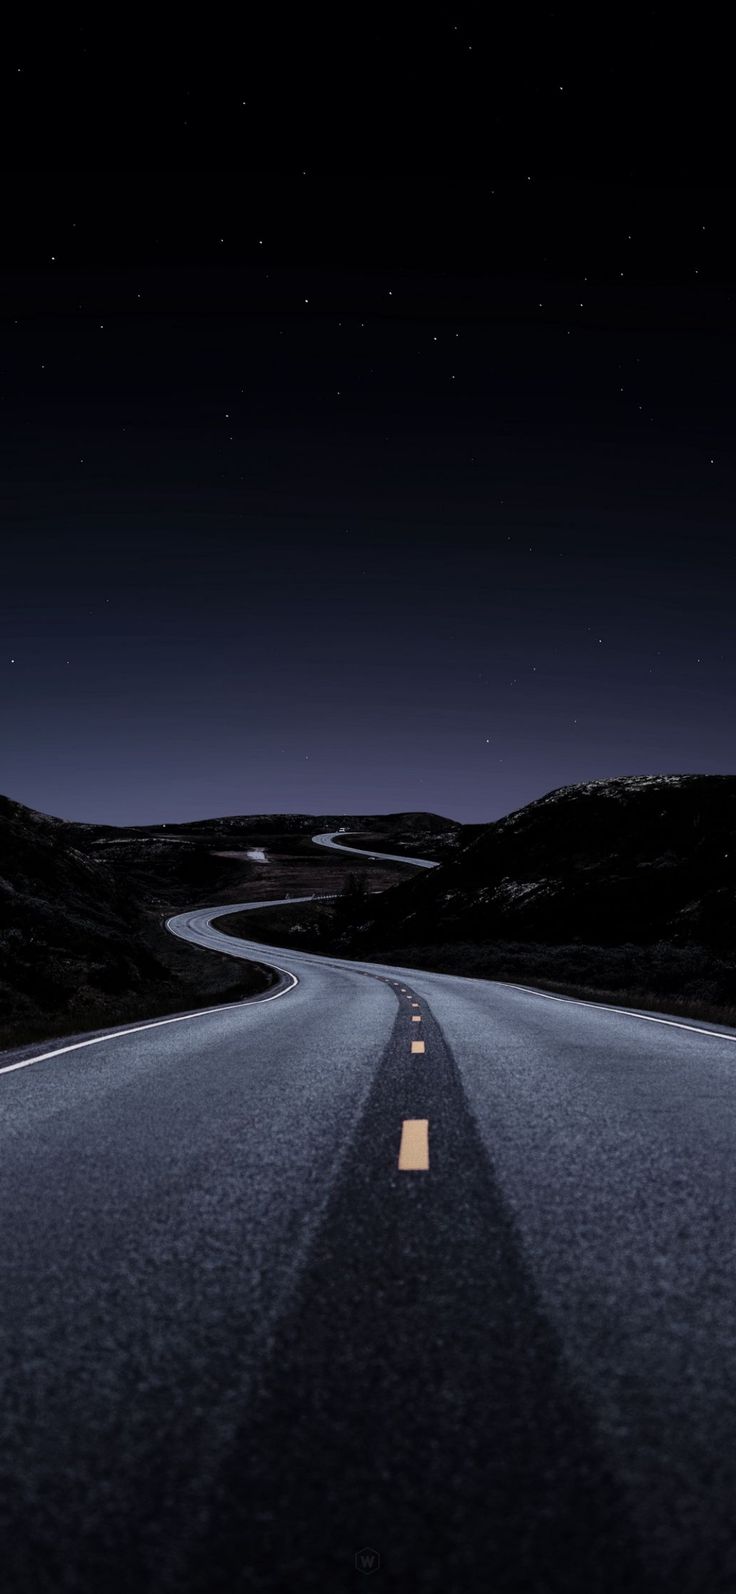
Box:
(312, 829, 441, 867)
(1, 837, 736, 1592)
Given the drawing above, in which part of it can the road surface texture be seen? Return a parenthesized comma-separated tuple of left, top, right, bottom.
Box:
(1, 835, 735, 1592)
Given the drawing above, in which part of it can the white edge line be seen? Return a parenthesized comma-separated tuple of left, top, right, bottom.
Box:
(0, 964, 299, 1076)
(500, 980, 736, 1043)
(0, 863, 397, 1080)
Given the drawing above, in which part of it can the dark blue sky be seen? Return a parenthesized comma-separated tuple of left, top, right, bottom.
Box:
(2, 12, 735, 823)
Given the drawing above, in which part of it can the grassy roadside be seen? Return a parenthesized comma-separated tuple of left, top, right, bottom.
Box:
(0, 919, 276, 1053)
(215, 901, 736, 1032)
(492, 977, 736, 1029)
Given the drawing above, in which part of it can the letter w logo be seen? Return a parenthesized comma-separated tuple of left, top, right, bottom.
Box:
(355, 1546, 380, 1574)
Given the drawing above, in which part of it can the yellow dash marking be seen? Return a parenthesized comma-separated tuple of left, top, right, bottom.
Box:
(411, 1014, 422, 1022)
(411, 1040, 425, 1054)
(398, 1119, 429, 1170)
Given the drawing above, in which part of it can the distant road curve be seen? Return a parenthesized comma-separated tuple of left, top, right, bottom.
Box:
(312, 829, 440, 868)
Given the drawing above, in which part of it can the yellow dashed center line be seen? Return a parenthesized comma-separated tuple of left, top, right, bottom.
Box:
(398, 1119, 429, 1170)
(411, 1039, 425, 1054)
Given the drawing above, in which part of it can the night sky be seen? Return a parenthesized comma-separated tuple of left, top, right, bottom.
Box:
(2, 10, 735, 823)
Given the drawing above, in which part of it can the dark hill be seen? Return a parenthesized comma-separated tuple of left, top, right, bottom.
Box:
(0, 795, 158, 1037)
(0, 795, 280, 1048)
(357, 775, 736, 950)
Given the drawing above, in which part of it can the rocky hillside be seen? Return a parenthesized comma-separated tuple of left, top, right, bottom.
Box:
(352, 776, 736, 952)
(0, 795, 157, 1039)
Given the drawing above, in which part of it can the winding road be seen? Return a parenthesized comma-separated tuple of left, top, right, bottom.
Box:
(312, 828, 441, 868)
(1, 831, 736, 1592)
